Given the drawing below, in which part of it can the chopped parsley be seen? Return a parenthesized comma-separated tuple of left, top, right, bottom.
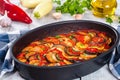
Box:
(55, 0, 92, 15)
(106, 17, 113, 24)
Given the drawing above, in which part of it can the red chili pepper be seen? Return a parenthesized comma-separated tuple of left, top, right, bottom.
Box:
(0, 0, 32, 24)
(86, 48, 98, 53)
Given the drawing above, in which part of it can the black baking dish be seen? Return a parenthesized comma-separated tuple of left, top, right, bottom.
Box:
(11, 20, 120, 80)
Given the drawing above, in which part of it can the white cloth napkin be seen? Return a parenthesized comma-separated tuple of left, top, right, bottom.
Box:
(0, 30, 28, 78)
(109, 26, 120, 79)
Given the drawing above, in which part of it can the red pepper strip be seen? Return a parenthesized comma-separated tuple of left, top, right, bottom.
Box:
(68, 47, 80, 56)
(0, 0, 32, 24)
(86, 48, 98, 53)
(0, 0, 5, 15)
(59, 61, 66, 66)
(92, 37, 105, 43)
(16, 52, 25, 59)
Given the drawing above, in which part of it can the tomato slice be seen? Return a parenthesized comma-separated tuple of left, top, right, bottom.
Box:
(43, 37, 60, 44)
(75, 35, 91, 43)
(92, 37, 105, 43)
(59, 61, 66, 66)
(59, 38, 75, 47)
(66, 47, 81, 56)
(75, 35, 84, 42)
(17, 52, 25, 58)
(51, 48, 66, 60)
(38, 45, 49, 55)
(86, 48, 98, 53)
(30, 41, 41, 47)
(38, 60, 47, 66)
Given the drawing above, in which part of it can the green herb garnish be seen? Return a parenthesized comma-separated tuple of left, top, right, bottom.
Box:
(55, 0, 92, 15)
(118, 16, 120, 23)
(69, 35, 74, 39)
(106, 17, 113, 24)
(53, 0, 61, 5)
(55, 35, 61, 38)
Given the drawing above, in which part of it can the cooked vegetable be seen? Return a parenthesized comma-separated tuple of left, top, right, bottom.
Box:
(17, 29, 112, 67)
(66, 47, 80, 56)
(33, 1, 53, 19)
(79, 53, 97, 60)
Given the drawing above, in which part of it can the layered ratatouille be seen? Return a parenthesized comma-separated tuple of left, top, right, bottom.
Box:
(17, 29, 112, 67)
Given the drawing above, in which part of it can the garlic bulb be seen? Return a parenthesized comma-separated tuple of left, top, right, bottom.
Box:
(52, 12, 62, 20)
(74, 14, 83, 20)
(0, 11, 12, 27)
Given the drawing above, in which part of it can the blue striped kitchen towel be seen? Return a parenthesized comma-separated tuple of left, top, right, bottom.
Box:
(109, 26, 120, 79)
(0, 30, 28, 78)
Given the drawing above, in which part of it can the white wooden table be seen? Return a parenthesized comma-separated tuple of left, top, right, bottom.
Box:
(0, 0, 120, 80)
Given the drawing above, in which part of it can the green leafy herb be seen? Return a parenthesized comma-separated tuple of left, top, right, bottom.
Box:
(55, 0, 92, 15)
(69, 35, 74, 39)
(53, 0, 61, 5)
(106, 17, 113, 24)
(118, 16, 120, 23)
(55, 35, 61, 38)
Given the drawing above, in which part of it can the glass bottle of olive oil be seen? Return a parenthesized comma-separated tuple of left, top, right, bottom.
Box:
(91, 0, 117, 17)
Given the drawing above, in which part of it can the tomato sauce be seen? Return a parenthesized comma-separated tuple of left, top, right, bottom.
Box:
(17, 29, 112, 67)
